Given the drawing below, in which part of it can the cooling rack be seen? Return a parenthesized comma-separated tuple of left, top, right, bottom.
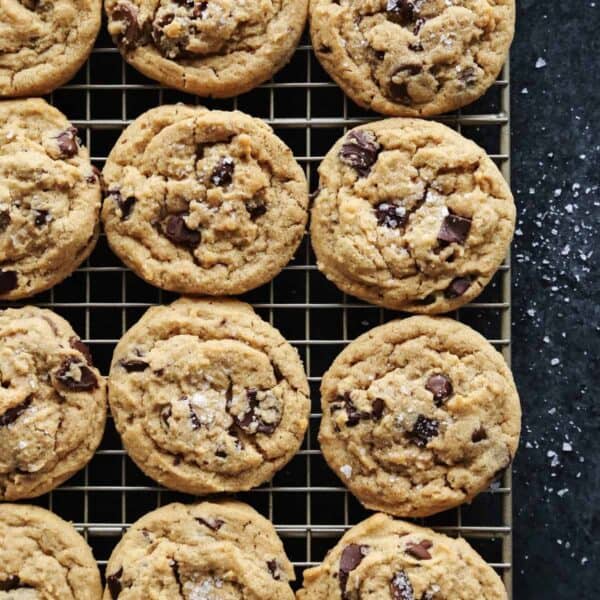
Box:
(11, 20, 514, 597)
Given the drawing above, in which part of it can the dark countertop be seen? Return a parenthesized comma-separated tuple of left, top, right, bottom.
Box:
(511, 2, 599, 597)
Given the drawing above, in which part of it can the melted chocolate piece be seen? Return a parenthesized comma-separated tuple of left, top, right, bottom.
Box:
(0, 575, 22, 591)
(386, 0, 415, 24)
(211, 156, 235, 187)
(0, 396, 33, 427)
(163, 214, 201, 247)
(371, 398, 385, 421)
(425, 374, 453, 406)
(459, 66, 478, 87)
(408, 415, 439, 447)
(472, 426, 487, 443)
(391, 570, 414, 600)
(196, 516, 224, 531)
(405, 539, 433, 560)
(0, 210, 10, 232)
(87, 166, 105, 191)
(120, 358, 149, 372)
(55, 127, 79, 158)
(160, 404, 172, 429)
(331, 392, 370, 427)
(266, 559, 281, 580)
(107, 566, 123, 599)
(339, 130, 381, 177)
(188, 400, 201, 430)
(246, 197, 267, 220)
(228, 388, 280, 435)
(375, 201, 407, 229)
(437, 213, 472, 244)
(33, 209, 50, 227)
(389, 64, 422, 102)
(55, 358, 98, 391)
(445, 276, 472, 299)
(111, 2, 141, 49)
(339, 544, 368, 596)
(0, 270, 18, 294)
(69, 336, 93, 365)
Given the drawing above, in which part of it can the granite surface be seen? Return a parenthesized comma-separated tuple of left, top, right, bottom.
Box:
(511, 1, 600, 597)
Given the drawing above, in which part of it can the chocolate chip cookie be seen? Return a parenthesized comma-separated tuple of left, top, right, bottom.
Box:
(318, 316, 521, 517)
(104, 500, 294, 599)
(297, 512, 508, 599)
(0, 306, 107, 500)
(0, 98, 102, 300)
(0, 503, 102, 599)
(0, 0, 101, 97)
(102, 105, 308, 295)
(105, 0, 308, 97)
(310, 0, 514, 116)
(311, 119, 515, 313)
(108, 297, 310, 494)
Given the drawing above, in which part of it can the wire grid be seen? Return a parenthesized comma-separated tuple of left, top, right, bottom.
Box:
(16, 19, 514, 597)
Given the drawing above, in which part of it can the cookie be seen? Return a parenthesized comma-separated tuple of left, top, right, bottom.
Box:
(0, 306, 107, 501)
(311, 119, 515, 314)
(102, 105, 308, 295)
(297, 512, 507, 599)
(318, 316, 521, 517)
(309, 0, 514, 117)
(108, 297, 310, 495)
(105, 0, 308, 98)
(0, 503, 102, 599)
(0, 0, 101, 97)
(0, 98, 102, 300)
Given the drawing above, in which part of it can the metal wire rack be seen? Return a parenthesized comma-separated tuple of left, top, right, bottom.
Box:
(14, 18, 514, 597)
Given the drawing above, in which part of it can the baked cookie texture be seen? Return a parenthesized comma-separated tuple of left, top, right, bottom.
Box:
(0, 504, 102, 599)
(0, 0, 101, 97)
(108, 297, 310, 495)
(0, 306, 107, 501)
(297, 512, 508, 599)
(103, 500, 295, 599)
(309, 0, 514, 117)
(318, 316, 520, 517)
(311, 119, 515, 314)
(105, 0, 308, 97)
(0, 98, 102, 300)
(102, 105, 308, 295)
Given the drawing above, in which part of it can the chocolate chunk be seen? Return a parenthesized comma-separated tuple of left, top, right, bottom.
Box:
(120, 358, 149, 372)
(211, 156, 235, 187)
(390, 64, 422, 102)
(196, 516, 224, 531)
(391, 570, 414, 600)
(445, 276, 472, 299)
(229, 387, 281, 435)
(0, 575, 21, 591)
(408, 415, 439, 447)
(111, 2, 141, 49)
(160, 404, 172, 429)
(413, 17, 425, 35)
(386, 0, 415, 24)
(472, 426, 487, 443)
(107, 567, 123, 600)
(0, 270, 18, 295)
(266, 559, 281, 580)
(371, 398, 385, 421)
(332, 392, 369, 427)
(55, 358, 98, 391)
(459, 67, 478, 86)
(339, 544, 368, 595)
(0, 210, 10, 232)
(163, 214, 201, 247)
(425, 374, 453, 406)
(33, 209, 50, 227)
(437, 213, 472, 244)
(188, 400, 201, 430)
(405, 539, 433, 560)
(108, 190, 136, 220)
(375, 202, 407, 229)
(69, 336, 93, 365)
(0, 396, 32, 427)
(339, 130, 381, 177)
(245, 197, 267, 220)
(152, 12, 188, 58)
(55, 127, 79, 158)
(409, 41, 424, 52)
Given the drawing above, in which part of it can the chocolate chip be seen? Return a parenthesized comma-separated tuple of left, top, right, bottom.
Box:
(107, 567, 123, 599)
(229, 388, 281, 435)
(196, 516, 224, 531)
(188, 400, 201, 430)
(120, 358, 149, 372)
(160, 404, 172, 429)
(405, 539, 433, 560)
(389, 64, 422, 102)
(339, 544, 368, 595)
(69, 336, 93, 365)
(266, 559, 281, 580)
(413, 17, 425, 35)
(118, 194, 136, 220)
(371, 398, 385, 421)
(55, 358, 98, 391)
(163, 214, 201, 247)
(472, 426, 487, 442)
(211, 156, 235, 187)
(332, 392, 369, 427)
(391, 570, 414, 600)
(425, 374, 453, 406)
(386, 0, 415, 24)
(245, 197, 267, 220)
(339, 130, 381, 177)
(408, 415, 439, 447)
(0, 396, 32, 427)
(55, 127, 79, 158)
(459, 67, 478, 87)
(0, 575, 21, 591)
(445, 276, 472, 299)
(111, 2, 141, 49)
(152, 12, 188, 58)
(0, 210, 10, 232)
(375, 202, 407, 229)
(437, 213, 472, 244)
(0, 270, 18, 295)
(33, 209, 50, 227)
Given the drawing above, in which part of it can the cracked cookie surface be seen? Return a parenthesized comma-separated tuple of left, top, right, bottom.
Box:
(310, 0, 514, 116)
(105, 0, 308, 97)
(311, 119, 515, 313)
(0, 0, 101, 97)
(318, 316, 520, 517)
(297, 512, 508, 599)
(0, 503, 102, 599)
(0, 98, 102, 300)
(102, 105, 308, 295)
(108, 297, 310, 494)
(104, 500, 294, 600)
(0, 306, 107, 500)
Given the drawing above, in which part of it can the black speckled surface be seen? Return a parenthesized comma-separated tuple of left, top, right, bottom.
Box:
(511, 1, 600, 597)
